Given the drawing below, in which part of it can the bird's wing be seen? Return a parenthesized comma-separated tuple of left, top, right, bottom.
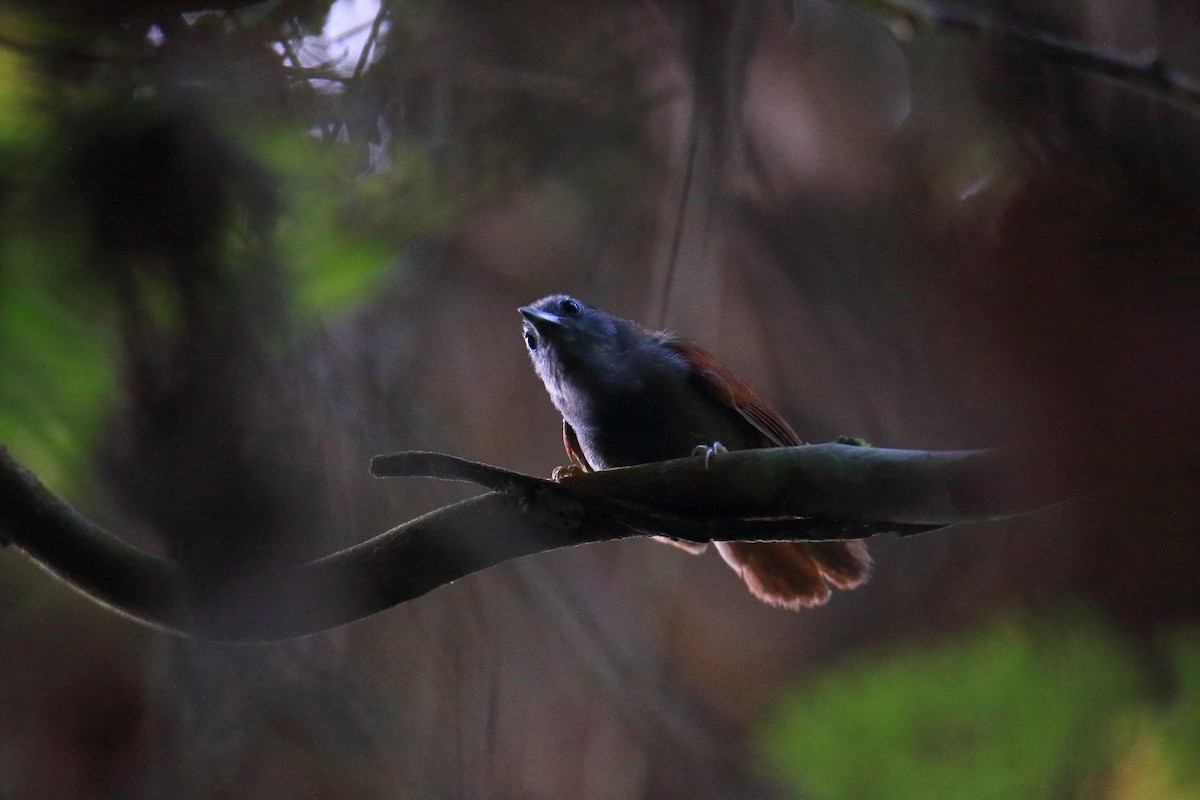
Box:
(662, 340, 871, 606)
(665, 340, 803, 448)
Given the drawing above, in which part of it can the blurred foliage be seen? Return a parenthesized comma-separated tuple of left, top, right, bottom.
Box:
(0, 233, 118, 491)
(758, 614, 1200, 800)
(0, 0, 650, 490)
(0, 20, 47, 151)
(1160, 630, 1200, 788)
(0, 2, 434, 485)
(253, 127, 451, 317)
(0, 28, 117, 491)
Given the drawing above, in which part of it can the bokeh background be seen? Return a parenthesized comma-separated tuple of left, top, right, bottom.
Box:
(1, 1, 1199, 798)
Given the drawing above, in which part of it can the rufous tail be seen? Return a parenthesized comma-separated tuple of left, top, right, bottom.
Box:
(713, 540, 872, 609)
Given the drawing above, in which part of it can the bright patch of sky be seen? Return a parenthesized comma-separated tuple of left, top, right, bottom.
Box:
(320, 0, 383, 74)
(270, 0, 384, 85)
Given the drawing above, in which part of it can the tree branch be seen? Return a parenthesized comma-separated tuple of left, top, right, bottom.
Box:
(369, 449, 941, 540)
(351, 3, 388, 80)
(0, 446, 188, 632)
(1, 442, 1077, 642)
(0, 444, 635, 641)
(549, 443, 1082, 525)
(839, 0, 1200, 117)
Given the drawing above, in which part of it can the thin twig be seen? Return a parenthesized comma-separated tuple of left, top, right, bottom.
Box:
(282, 65, 351, 83)
(352, 5, 389, 80)
(840, 0, 1200, 116)
(0, 30, 153, 66)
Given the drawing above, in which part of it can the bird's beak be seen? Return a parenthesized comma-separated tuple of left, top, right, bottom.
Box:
(518, 306, 565, 331)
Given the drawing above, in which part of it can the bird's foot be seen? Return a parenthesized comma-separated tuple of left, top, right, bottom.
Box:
(551, 464, 587, 481)
(691, 441, 727, 470)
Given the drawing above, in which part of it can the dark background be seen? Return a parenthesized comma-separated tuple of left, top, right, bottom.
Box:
(1, 1, 1198, 798)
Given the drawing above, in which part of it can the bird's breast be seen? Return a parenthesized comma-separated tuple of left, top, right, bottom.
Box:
(571, 378, 762, 469)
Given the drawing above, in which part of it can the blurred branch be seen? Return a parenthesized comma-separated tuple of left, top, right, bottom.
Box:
(0, 30, 152, 66)
(351, 3, 387, 80)
(840, 0, 1200, 116)
(0, 444, 625, 641)
(1, 442, 1082, 642)
(281, 65, 351, 83)
(0, 446, 187, 631)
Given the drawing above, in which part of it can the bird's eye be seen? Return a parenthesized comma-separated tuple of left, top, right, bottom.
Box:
(560, 298, 581, 315)
(523, 328, 539, 351)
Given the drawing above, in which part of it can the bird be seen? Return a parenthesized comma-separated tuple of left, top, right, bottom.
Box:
(518, 293, 870, 609)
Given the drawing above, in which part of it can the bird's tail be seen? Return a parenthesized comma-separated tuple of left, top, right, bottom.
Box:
(713, 540, 872, 609)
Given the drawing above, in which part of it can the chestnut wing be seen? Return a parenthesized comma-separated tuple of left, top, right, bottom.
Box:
(665, 340, 803, 448)
(663, 339, 871, 606)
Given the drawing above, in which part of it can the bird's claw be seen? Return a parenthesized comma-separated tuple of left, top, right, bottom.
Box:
(551, 464, 587, 481)
(692, 441, 727, 470)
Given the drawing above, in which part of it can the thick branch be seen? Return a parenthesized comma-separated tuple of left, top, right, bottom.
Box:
(196, 491, 634, 641)
(557, 443, 1081, 525)
(369, 450, 939, 540)
(372, 443, 1086, 528)
(0, 446, 188, 632)
(1, 442, 1075, 642)
(0, 445, 631, 641)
